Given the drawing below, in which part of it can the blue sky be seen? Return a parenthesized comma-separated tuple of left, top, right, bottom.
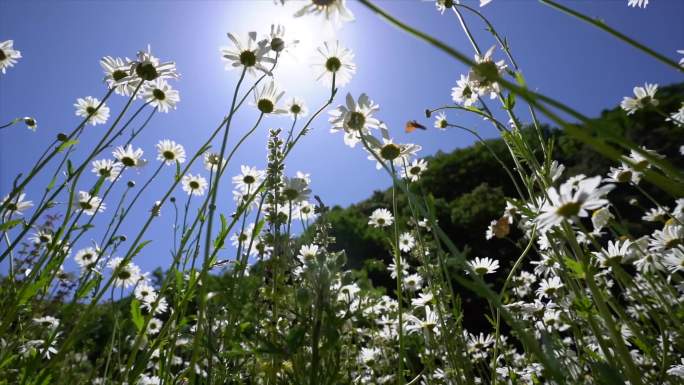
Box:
(1, 0, 682, 275)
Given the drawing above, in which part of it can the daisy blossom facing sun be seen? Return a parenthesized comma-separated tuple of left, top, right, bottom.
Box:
(313, 41, 356, 87)
(253, 81, 286, 114)
(113, 145, 144, 168)
(74, 96, 110, 126)
(107, 257, 141, 289)
(369, 208, 394, 228)
(156, 139, 186, 165)
(221, 32, 273, 76)
(329, 93, 380, 147)
(181, 174, 208, 196)
(144, 79, 180, 113)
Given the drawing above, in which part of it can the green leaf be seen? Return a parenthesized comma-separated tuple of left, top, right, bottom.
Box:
(130, 299, 144, 332)
(0, 219, 22, 231)
(57, 139, 79, 153)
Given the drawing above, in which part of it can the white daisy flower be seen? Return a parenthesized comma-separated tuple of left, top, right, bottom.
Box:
(411, 292, 434, 308)
(594, 240, 632, 268)
(403, 273, 423, 291)
(536, 175, 614, 231)
(649, 224, 683, 252)
(537, 276, 564, 299)
(74, 96, 110, 126)
(267, 24, 298, 53)
(203, 152, 226, 173)
(292, 201, 317, 222)
(666, 103, 684, 126)
(0, 40, 22, 74)
(312, 41, 356, 87)
(285, 97, 308, 119)
(620, 83, 658, 114)
(402, 158, 428, 182)
(1, 193, 33, 217)
(469, 45, 507, 98)
(146, 318, 163, 335)
(294, 0, 354, 25)
(134, 282, 158, 304)
(113, 144, 144, 168)
(107, 257, 141, 288)
(398, 232, 415, 252)
(591, 207, 614, 232)
(33, 316, 60, 331)
(467, 257, 500, 275)
(91, 159, 123, 182)
(281, 174, 311, 203)
(606, 164, 641, 185)
(297, 244, 319, 265)
(433, 112, 448, 130)
(131, 45, 179, 82)
(253, 81, 286, 114)
(74, 246, 101, 270)
(664, 247, 684, 274)
(642, 206, 669, 222)
(100, 56, 139, 96)
(364, 131, 422, 170)
(75, 191, 105, 216)
(156, 139, 186, 165)
(329, 93, 380, 147)
(369, 208, 394, 228)
(451, 74, 479, 107)
(232, 165, 264, 194)
(144, 79, 179, 113)
(220, 32, 273, 76)
(181, 174, 208, 196)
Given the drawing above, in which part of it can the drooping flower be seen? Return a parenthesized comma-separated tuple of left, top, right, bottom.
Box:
(0, 40, 22, 74)
(181, 174, 208, 196)
(369, 208, 394, 228)
(313, 41, 356, 87)
(156, 139, 186, 165)
(74, 97, 110, 126)
(329, 93, 380, 147)
(620, 83, 658, 114)
(143, 79, 180, 113)
(666, 103, 684, 127)
(220, 32, 273, 76)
